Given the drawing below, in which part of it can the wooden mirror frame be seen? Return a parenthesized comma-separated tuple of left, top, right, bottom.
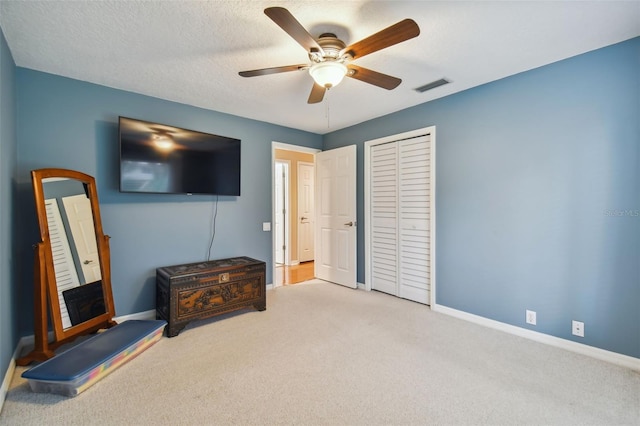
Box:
(17, 168, 116, 365)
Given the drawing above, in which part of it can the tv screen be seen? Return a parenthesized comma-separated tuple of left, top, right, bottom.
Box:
(119, 117, 241, 196)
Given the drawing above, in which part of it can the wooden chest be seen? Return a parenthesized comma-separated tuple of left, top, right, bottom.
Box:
(156, 257, 266, 337)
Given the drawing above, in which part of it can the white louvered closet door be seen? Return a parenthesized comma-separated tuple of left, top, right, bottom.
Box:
(370, 143, 398, 295)
(370, 135, 431, 304)
(398, 137, 431, 303)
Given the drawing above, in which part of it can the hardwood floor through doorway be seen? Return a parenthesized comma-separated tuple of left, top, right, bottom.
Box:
(275, 261, 314, 286)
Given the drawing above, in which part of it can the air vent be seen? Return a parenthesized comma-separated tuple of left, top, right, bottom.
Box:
(414, 78, 450, 93)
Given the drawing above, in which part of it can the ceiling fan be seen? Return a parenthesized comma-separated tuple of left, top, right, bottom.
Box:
(239, 7, 420, 104)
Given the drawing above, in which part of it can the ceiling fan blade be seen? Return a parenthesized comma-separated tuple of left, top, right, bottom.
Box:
(308, 83, 326, 104)
(347, 65, 401, 90)
(264, 7, 324, 54)
(239, 64, 308, 77)
(341, 19, 420, 60)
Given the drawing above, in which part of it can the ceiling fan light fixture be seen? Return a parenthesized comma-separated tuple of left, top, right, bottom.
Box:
(309, 61, 347, 88)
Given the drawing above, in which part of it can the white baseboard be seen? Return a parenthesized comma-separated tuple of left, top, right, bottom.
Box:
(2, 333, 40, 413)
(432, 303, 640, 372)
(113, 309, 156, 322)
(0, 343, 20, 415)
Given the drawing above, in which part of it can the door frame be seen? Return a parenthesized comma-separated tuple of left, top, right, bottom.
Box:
(364, 126, 437, 306)
(274, 160, 290, 266)
(271, 142, 321, 288)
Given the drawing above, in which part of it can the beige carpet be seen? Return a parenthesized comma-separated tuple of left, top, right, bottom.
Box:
(2, 281, 639, 425)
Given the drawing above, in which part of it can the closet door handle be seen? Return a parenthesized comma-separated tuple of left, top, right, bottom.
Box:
(344, 221, 354, 227)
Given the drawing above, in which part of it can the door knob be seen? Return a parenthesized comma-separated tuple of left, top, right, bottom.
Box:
(344, 221, 353, 227)
(83, 260, 93, 264)
(300, 217, 308, 221)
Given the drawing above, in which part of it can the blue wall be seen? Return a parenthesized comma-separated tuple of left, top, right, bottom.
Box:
(15, 69, 322, 335)
(324, 37, 639, 358)
(0, 28, 17, 384)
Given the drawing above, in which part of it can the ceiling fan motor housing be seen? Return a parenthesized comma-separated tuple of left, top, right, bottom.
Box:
(310, 33, 348, 63)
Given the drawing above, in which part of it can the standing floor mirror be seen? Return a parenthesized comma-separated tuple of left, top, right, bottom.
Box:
(17, 168, 116, 365)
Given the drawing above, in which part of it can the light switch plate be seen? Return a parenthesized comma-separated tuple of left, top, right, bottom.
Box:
(262, 222, 271, 231)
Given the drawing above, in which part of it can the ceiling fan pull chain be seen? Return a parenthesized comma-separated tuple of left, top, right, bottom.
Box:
(326, 89, 331, 129)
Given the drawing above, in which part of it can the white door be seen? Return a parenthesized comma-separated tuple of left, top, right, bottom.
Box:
(369, 143, 398, 296)
(315, 145, 357, 288)
(298, 161, 315, 262)
(398, 137, 431, 303)
(62, 194, 101, 283)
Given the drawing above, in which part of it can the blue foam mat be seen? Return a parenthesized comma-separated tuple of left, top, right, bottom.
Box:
(22, 320, 166, 382)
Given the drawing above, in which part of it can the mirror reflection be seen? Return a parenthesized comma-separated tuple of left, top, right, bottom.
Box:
(41, 177, 105, 329)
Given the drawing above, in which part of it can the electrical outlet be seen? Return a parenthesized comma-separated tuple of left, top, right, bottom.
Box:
(572, 320, 584, 337)
(526, 310, 537, 325)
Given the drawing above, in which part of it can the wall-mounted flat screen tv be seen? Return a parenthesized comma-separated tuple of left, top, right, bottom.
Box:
(119, 117, 241, 196)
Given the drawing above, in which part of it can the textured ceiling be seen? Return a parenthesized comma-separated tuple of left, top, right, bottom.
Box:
(1, 1, 639, 134)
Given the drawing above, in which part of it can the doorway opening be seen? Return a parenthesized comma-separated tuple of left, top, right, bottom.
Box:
(272, 142, 320, 287)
